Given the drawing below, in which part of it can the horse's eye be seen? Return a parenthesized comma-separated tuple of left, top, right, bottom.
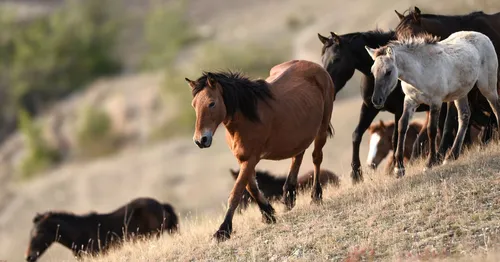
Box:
(385, 70, 392, 76)
(208, 101, 216, 108)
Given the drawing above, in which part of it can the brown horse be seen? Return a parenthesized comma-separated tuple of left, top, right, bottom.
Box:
(366, 119, 425, 173)
(367, 119, 483, 174)
(229, 168, 340, 211)
(185, 59, 335, 241)
(25, 197, 178, 262)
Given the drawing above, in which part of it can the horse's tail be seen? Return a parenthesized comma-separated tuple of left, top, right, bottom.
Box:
(161, 203, 179, 234)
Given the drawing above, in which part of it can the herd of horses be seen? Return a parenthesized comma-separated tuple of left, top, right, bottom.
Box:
(23, 5, 500, 261)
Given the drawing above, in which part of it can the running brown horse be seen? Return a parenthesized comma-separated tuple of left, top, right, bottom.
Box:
(185, 59, 335, 241)
(229, 168, 340, 211)
(25, 197, 178, 262)
(394, 6, 500, 157)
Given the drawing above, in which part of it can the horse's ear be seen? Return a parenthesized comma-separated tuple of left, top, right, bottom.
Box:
(365, 46, 377, 60)
(33, 213, 44, 223)
(414, 6, 421, 15)
(412, 7, 421, 22)
(394, 10, 404, 20)
(330, 32, 341, 45)
(206, 72, 216, 89)
(379, 119, 385, 129)
(185, 78, 196, 90)
(229, 168, 239, 179)
(318, 33, 329, 45)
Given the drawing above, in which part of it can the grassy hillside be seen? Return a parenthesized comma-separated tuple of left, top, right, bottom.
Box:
(81, 142, 500, 261)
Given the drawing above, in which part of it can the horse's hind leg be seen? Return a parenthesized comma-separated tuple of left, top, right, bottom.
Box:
(246, 175, 276, 223)
(477, 71, 500, 140)
(444, 97, 470, 162)
(311, 131, 328, 204)
(282, 151, 305, 210)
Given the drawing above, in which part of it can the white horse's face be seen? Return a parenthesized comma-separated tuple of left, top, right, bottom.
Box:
(366, 46, 399, 109)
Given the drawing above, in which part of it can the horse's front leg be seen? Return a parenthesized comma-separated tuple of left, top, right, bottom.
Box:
(444, 97, 470, 163)
(351, 103, 379, 184)
(425, 104, 442, 169)
(388, 110, 402, 172)
(214, 157, 258, 242)
(395, 97, 418, 178)
(282, 151, 305, 210)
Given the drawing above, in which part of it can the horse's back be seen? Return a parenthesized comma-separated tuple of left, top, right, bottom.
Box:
(267, 60, 332, 92)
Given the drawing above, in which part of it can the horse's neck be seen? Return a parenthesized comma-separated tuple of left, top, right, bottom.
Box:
(356, 31, 395, 75)
(394, 49, 426, 88)
(50, 217, 85, 251)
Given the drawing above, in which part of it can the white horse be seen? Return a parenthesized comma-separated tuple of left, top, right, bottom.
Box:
(365, 31, 500, 177)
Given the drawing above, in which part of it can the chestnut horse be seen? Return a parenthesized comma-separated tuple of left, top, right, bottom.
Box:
(229, 168, 340, 211)
(185, 59, 335, 241)
(367, 119, 425, 173)
(368, 119, 483, 174)
(25, 198, 178, 261)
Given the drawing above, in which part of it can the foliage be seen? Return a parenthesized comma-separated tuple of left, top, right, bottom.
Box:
(17, 110, 60, 179)
(76, 106, 119, 158)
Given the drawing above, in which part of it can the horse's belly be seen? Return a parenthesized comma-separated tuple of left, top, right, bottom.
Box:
(260, 136, 316, 160)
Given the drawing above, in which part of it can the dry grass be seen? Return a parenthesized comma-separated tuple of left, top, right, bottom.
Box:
(82, 142, 500, 262)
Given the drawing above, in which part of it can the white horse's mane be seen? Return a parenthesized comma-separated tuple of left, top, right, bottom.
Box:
(388, 34, 441, 49)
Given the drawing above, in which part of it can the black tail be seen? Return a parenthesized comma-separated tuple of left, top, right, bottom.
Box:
(327, 123, 334, 138)
(162, 203, 179, 234)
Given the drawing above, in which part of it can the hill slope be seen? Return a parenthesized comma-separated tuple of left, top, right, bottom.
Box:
(85, 143, 500, 262)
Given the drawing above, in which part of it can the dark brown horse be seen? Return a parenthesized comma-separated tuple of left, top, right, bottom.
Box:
(394, 7, 500, 161)
(185, 60, 335, 241)
(25, 197, 178, 262)
(229, 168, 340, 211)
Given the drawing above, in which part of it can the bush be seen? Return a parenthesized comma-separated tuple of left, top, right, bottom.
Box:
(143, 0, 199, 69)
(76, 106, 119, 158)
(0, 0, 122, 142)
(17, 110, 60, 179)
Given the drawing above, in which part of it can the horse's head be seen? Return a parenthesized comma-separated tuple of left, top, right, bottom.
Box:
(318, 32, 356, 89)
(25, 213, 58, 262)
(365, 45, 398, 109)
(367, 120, 392, 169)
(185, 72, 227, 148)
(394, 7, 426, 39)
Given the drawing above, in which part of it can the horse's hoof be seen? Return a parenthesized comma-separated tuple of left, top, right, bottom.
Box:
(394, 167, 405, 178)
(310, 197, 323, 205)
(311, 188, 323, 205)
(442, 159, 448, 166)
(262, 212, 276, 224)
(213, 230, 231, 242)
(350, 168, 364, 185)
(282, 189, 296, 210)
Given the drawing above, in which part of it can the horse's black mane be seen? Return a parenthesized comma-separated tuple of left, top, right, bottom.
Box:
(34, 211, 98, 223)
(192, 71, 274, 122)
(340, 29, 397, 48)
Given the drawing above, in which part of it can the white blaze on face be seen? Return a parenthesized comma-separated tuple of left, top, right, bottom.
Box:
(366, 133, 381, 165)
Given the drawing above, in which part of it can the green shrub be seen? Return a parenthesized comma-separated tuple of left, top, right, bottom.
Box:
(143, 0, 199, 69)
(76, 106, 119, 158)
(17, 110, 60, 179)
(0, 0, 122, 141)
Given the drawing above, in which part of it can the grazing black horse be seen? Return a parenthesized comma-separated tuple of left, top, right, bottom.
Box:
(25, 197, 178, 262)
(229, 168, 340, 211)
(394, 7, 500, 153)
(318, 30, 450, 183)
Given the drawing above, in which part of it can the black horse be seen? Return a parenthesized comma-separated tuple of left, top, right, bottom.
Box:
(25, 197, 178, 261)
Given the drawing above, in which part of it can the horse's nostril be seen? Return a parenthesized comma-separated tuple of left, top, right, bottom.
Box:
(201, 136, 207, 144)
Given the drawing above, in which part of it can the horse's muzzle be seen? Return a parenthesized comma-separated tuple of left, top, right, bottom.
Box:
(26, 255, 37, 262)
(194, 134, 212, 148)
